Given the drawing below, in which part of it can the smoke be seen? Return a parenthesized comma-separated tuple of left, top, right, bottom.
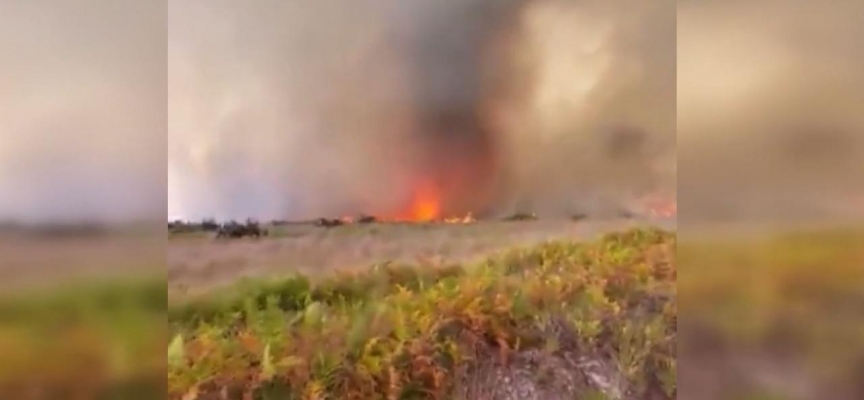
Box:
(169, 0, 417, 220)
(0, 1, 166, 224)
(484, 0, 676, 216)
(678, 0, 864, 222)
(168, 0, 676, 220)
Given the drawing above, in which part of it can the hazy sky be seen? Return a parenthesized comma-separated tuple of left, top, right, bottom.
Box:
(0, 1, 166, 223)
(678, 0, 864, 221)
(2, 0, 861, 223)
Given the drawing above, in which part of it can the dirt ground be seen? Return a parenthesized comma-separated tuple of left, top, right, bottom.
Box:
(168, 217, 675, 296)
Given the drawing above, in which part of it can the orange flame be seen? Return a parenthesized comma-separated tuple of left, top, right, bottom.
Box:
(643, 195, 677, 218)
(405, 181, 442, 221)
(444, 212, 476, 224)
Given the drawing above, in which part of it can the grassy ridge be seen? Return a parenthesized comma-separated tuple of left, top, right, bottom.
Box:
(168, 228, 677, 400)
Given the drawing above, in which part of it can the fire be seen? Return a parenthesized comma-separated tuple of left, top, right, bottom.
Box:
(444, 212, 476, 224)
(405, 181, 442, 221)
(650, 202, 676, 218)
(390, 180, 477, 223)
(642, 195, 677, 218)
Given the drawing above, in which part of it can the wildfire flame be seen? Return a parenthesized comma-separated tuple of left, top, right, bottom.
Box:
(403, 181, 443, 222)
(378, 179, 476, 223)
(642, 195, 677, 218)
(444, 212, 476, 224)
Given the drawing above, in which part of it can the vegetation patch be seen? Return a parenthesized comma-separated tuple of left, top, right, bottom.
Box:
(677, 228, 864, 399)
(168, 227, 677, 400)
(0, 277, 166, 399)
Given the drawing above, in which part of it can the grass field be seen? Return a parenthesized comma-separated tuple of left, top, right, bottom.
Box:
(168, 219, 672, 297)
(0, 277, 166, 399)
(2, 222, 858, 399)
(168, 227, 677, 400)
(677, 227, 864, 400)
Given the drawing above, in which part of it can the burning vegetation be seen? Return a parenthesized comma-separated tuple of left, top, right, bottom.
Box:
(168, 0, 675, 221)
(166, 2, 680, 390)
(399, 180, 444, 222)
(168, 194, 678, 239)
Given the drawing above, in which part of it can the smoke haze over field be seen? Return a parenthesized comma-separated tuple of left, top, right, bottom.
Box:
(678, 0, 864, 222)
(168, 0, 676, 221)
(3, 1, 860, 224)
(0, 1, 166, 224)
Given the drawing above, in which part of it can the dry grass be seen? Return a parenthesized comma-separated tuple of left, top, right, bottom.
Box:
(0, 234, 164, 290)
(0, 228, 165, 398)
(168, 219, 671, 297)
(168, 227, 677, 400)
(0, 277, 166, 399)
(678, 227, 864, 400)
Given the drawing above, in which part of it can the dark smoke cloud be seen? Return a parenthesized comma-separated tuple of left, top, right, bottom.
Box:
(169, 0, 676, 220)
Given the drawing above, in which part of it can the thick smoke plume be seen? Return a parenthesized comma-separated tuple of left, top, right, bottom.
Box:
(169, 0, 676, 221)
